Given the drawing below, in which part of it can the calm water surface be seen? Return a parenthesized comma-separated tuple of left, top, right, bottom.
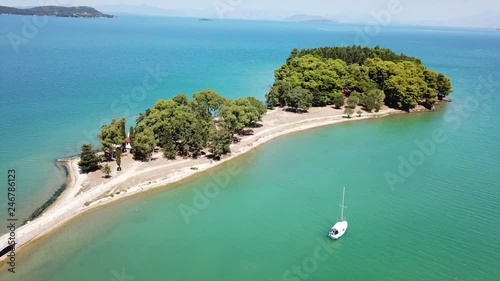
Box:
(0, 15, 499, 281)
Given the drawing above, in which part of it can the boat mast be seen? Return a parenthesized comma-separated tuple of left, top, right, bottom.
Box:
(340, 186, 346, 221)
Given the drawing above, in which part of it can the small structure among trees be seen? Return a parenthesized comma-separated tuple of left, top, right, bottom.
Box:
(125, 132, 132, 153)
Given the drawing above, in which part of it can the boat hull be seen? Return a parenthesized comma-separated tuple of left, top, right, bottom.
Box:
(328, 221, 348, 239)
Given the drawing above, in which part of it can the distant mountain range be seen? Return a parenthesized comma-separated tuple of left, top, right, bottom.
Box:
(284, 14, 338, 23)
(96, 4, 208, 18)
(96, 4, 500, 28)
(95, 5, 338, 23)
(0, 5, 114, 18)
(6, 4, 498, 28)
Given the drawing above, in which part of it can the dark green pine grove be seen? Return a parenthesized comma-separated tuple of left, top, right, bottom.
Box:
(267, 45, 453, 112)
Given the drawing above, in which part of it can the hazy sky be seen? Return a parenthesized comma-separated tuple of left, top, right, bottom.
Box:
(5, 0, 500, 21)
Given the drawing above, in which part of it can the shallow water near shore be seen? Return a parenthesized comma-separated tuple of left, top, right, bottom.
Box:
(8, 112, 500, 281)
(1, 16, 500, 281)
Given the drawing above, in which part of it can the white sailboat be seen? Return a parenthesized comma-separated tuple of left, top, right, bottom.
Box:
(328, 186, 348, 240)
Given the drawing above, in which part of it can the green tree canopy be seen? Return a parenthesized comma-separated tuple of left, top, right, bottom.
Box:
(102, 164, 111, 178)
(331, 91, 345, 109)
(173, 93, 189, 106)
(220, 101, 250, 135)
(220, 97, 267, 135)
(286, 87, 313, 112)
(163, 138, 177, 160)
(266, 80, 292, 107)
(266, 46, 452, 111)
(98, 118, 126, 157)
(208, 125, 232, 160)
(289, 45, 422, 65)
(347, 92, 360, 109)
(362, 89, 385, 112)
(132, 127, 156, 160)
(129, 126, 134, 138)
(244, 97, 267, 116)
(100, 89, 262, 162)
(115, 148, 121, 168)
(170, 109, 209, 158)
(436, 74, 453, 100)
(193, 89, 226, 119)
(78, 144, 101, 173)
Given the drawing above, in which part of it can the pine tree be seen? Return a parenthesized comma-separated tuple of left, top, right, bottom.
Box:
(163, 139, 177, 160)
(78, 144, 100, 173)
(115, 148, 122, 171)
(102, 164, 111, 178)
(208, 125, 232, 160)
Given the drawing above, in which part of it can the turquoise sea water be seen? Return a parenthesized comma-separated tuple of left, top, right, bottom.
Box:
(0, 15, 499, 281)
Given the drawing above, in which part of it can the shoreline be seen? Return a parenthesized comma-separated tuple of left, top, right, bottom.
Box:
(22, 159, 72, 223)
(0, 106, 406, 264)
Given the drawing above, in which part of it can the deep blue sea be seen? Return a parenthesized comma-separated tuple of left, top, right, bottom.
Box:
(0, 15, 499, 281)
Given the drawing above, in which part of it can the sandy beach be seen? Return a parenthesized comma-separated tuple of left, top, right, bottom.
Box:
(0, 105, 402, 263)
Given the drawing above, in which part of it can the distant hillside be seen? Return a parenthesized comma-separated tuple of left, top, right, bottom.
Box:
(96, 4, 207, 18)
(0, 5, 115, 18)
(285, 14, 338, 23)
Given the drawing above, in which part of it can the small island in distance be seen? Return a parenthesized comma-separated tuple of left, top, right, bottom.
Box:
(0, 5, 115, 18)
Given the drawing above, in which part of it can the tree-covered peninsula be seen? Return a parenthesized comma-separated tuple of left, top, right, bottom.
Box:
(79, 46, 453, 172)
(266, 45, 453, 112)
